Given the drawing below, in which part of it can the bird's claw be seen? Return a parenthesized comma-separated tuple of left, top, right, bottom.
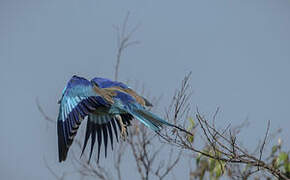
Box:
(116, 114, 127, 140)
(120, 125, 127, 140)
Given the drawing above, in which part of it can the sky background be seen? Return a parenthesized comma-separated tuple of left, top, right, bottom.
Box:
(1, 0, 290, 179)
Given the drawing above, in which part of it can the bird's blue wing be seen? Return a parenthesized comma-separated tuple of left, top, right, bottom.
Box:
(57, 75, 109, 162)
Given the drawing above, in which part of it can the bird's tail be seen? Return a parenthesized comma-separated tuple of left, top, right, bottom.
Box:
(130, 108, 193, 136)
(130, 108, 176, 131)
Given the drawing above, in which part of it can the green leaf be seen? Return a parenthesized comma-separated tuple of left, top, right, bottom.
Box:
(187, 117, 195, 131)
(214, 162, 225, 179)
(186, 117, 195, 143)
(279, 152, 288, 162)
(276, 152, 288, 167)
(187, 134, 194, 143)
(209, 158, 216, 171)
(215, 165, 221, 177)
(188, 117, 195, 128)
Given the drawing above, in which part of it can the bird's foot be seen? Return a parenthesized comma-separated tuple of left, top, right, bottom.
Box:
(116, 115, 127, 140)
(120, 125, 127, 141)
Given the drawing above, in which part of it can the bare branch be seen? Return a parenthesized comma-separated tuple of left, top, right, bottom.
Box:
(114, 12, 140, 81)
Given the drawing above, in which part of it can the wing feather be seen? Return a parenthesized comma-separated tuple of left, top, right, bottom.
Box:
(107, 122, 114, 150)
(96, 124, 102, 163)
(57, 75, 108, 162)
(102, 125, 108, 158)
(82, 113, 134, 162)
(89, 124, 97, 163)
(110, 118, 119, 143)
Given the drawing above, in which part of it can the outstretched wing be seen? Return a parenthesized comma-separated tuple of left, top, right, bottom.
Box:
(57, 75, 109, 162)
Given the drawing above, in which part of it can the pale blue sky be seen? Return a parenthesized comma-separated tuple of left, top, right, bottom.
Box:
(1, 0, 290, 179)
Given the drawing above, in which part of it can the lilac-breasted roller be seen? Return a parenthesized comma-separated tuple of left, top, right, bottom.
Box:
(57, 75, 177, 163)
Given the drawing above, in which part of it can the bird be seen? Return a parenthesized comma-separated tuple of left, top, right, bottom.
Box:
(57, 75, 178, 163)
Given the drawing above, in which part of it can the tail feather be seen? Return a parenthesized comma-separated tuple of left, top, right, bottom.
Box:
(134, 109, 194, 135)
(131, 108, 193, 136)
(130, 108, 175, 131)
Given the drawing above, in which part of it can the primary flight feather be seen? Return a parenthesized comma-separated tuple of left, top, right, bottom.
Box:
(57, 75, 176, 163)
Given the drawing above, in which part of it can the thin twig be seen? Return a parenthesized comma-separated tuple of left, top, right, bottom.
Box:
(114, 12, 140, 81)
(258, 120, 270, 170)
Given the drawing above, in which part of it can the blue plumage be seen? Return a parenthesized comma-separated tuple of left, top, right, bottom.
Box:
(91, 77, 128, 89)
(57, 75, 175, 163)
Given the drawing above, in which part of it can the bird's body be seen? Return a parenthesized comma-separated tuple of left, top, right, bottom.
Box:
(57, 75, 175, 163)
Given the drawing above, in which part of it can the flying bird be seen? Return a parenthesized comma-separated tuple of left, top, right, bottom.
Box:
(57, 75, 178, 163)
